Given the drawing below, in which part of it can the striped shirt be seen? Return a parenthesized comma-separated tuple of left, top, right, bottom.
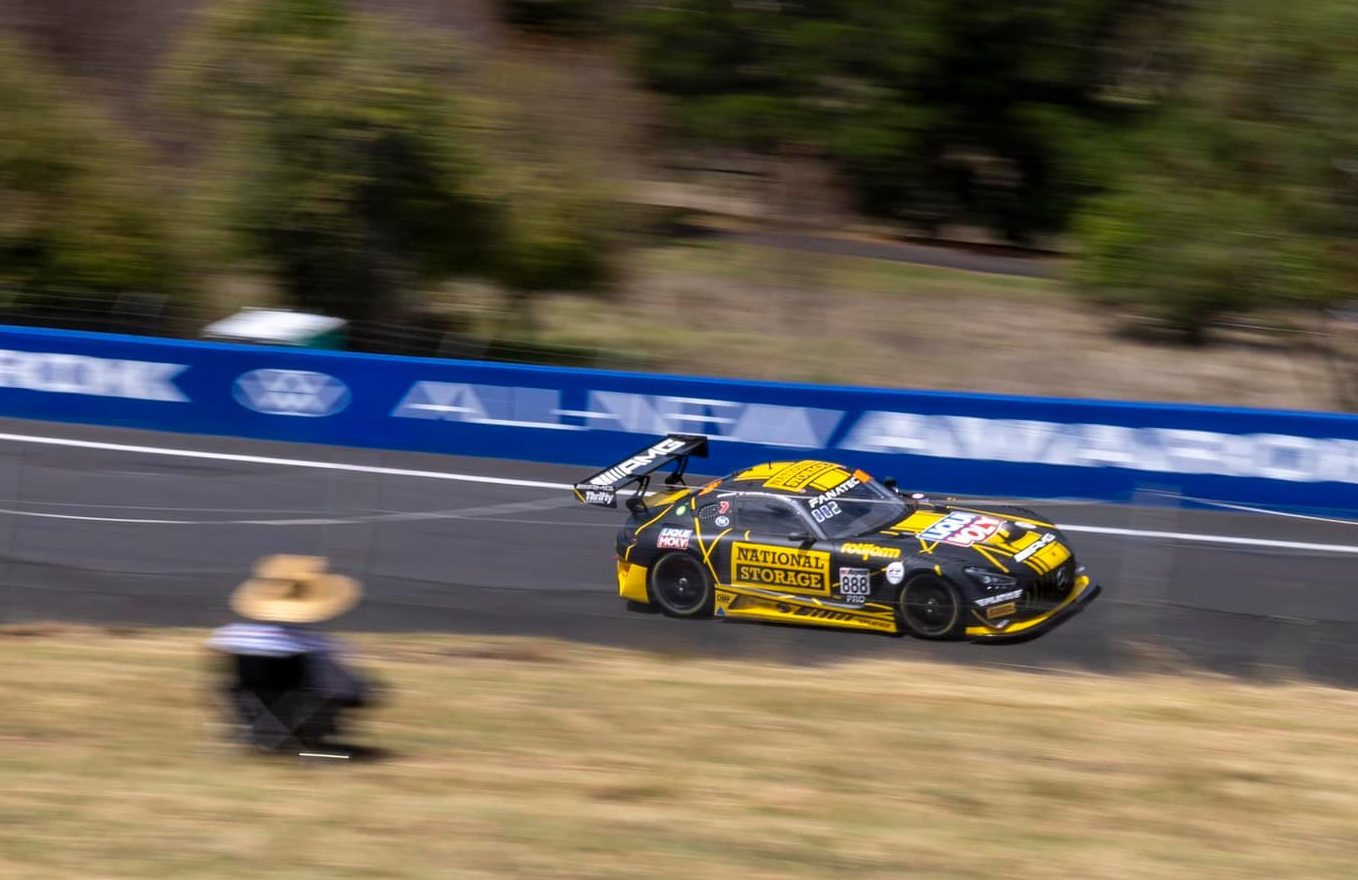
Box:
(208, 622, 342, 658)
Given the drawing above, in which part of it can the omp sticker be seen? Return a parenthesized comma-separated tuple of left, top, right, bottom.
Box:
(838, 568, 871, 605)
(918, 512, 1003, 546)
(731, 542, 830, 594)
(840, 542, 902, 561)
(657, 527, 692, 550)
(764, 461, 839, 491)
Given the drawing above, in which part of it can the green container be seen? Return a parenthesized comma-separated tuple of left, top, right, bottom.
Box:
(201, 309, 348, 350)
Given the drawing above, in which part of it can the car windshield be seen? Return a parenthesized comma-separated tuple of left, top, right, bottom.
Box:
(799, 476, 910, 539)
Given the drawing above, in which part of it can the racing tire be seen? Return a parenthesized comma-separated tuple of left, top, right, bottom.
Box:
(896, 574, 966, 640)
(648, 552, 715, 618)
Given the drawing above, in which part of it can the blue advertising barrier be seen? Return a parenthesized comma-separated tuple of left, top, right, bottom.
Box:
(0, 324, 1354, 513)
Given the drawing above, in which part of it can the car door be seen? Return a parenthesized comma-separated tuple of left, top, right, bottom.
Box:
(716, 494, 835, 598)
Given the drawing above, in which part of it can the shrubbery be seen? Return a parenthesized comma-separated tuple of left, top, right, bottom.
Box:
(0, 39, 186, 323)
(1073, 0, 1356, 338)
(629, 0, 1161, 243)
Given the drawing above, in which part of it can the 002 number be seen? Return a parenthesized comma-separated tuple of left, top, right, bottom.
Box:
(811, 501, 841, 524)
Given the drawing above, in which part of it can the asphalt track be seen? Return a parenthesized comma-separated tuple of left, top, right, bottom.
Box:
(2, 417, 1357, 685)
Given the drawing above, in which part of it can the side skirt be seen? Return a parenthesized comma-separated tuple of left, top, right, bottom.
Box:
(714, 585, 900, 635)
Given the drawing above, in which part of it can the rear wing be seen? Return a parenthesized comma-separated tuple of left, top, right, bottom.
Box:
(572, 434, 709, 508)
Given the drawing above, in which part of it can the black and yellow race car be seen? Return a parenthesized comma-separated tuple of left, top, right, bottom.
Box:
(573, 434, 1100, 643)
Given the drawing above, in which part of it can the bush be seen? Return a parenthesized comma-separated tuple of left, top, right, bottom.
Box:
(628, 0, 1157, 243)
(1072, 0, 1356, 339)
(161, 0, 499, 326)
(0, 38, 186, 324)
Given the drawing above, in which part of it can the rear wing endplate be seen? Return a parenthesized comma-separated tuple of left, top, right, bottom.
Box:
(572, 434, 709, 508)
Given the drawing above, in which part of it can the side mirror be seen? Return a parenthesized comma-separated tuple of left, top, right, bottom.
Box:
(788, 531, 816, 547)
(883, 476, 898, 492)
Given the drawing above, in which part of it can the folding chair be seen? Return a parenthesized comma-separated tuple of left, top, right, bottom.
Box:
(219, 652, 339, 755)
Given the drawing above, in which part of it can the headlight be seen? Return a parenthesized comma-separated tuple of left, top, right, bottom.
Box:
(963, 566, 1017, 589)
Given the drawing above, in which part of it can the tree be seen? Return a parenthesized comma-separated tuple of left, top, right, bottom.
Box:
(474, 62, 622, 343)
(488, 162, 618, 339)
(0, 38, 185, 326)
(161, 0, 499, 327)
(629, 0, 1165, 242)
(1073, 0, 1357, 340)
(500, 0, 609, 34)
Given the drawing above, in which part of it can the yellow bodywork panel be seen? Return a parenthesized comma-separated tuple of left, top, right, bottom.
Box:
(733, 462, 793, 483)
(714, 586, 899, 634)
(733, 460, 855, 493)
(617, 559, 650, 603)
(891, 510, 947, 533)
(646, 488, 691, 508)
(1024, 540, 1072, 575)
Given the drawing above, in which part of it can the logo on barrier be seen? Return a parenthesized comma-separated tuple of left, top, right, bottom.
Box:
(0, 349, 188, 401)
(390, 381, 843, 447)
(386, 379, 1358, 485)
(233, 369, 350, 417)
(842, 411, 1358, 485)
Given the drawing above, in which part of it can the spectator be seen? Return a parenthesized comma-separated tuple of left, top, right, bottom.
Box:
(209, 555, 377, 759)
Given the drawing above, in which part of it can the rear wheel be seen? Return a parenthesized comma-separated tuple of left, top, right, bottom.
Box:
(648, 552, 714, 618)
(897, 574, 966, 640)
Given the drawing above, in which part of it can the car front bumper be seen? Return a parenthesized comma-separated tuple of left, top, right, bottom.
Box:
(965, 574, 1101, 644)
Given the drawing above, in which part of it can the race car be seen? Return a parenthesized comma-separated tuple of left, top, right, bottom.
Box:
(573, 434, 1100, 643)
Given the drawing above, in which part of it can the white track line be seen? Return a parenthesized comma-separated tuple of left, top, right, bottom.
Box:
(1, 430, 1356, 554)
(1056, 524, 1358, 555)
(0, 431, 562, 489)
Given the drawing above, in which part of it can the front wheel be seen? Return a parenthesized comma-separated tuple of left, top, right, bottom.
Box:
(648, 552, 714, 618)
(896, 574, 966, 640)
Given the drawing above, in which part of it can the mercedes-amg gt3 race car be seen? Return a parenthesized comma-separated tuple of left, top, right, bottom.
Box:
(573, 434, 1100, 643)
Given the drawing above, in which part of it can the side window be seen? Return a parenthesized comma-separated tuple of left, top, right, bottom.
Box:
(736, 496, 802, 534)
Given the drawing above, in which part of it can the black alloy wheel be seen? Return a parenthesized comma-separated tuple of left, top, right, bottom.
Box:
(648, 552, 715, 618)
(897, 574, 965, 640)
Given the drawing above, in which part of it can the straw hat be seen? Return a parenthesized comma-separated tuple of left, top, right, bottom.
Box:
(230, 555, 361, 624)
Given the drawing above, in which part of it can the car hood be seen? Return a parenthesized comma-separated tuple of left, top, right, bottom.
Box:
(869, 505, 1073, 576)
